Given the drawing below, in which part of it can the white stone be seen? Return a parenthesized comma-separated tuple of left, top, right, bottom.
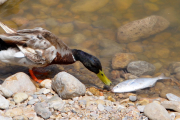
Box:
(52, 72, 86, 99)
(2, 72, 36, 95)
(0, 94, 9, 109)
(13, 92, 28, 103)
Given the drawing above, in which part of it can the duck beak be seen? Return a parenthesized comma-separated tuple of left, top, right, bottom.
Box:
(97, 70, 112, 86)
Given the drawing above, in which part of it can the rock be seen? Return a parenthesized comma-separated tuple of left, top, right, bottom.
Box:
(144, 102, 171, 120)
(144, 3, 159, 12)
(52, 72, 86, 99)
(13, 92, 28, 103)
(27, 99, 39, 105)
(137, 105, 145, 112)
(2, 72, 36, 94)
(71, 33, 86, 45)
(155, 48, 170, 58)
(112, 53, 137, 69)
(127, 42, 143, 53)
(59, 23, 74, 34)
(5, 108, 23, 117)
(71, 0, 109, 13)
(40, 79, 52, 89)
(48, 95, 65, 111)
(22, 107, 37, 119)
(129, 95, 137, 102)
(166, 93, 180, 102)
(161, 101, 180, 112)
(127, 61, 155, 76)
(0, 94, 9, 109)
(45, 18, 58, 28)
(0, 116, 12, 120)
(98, 104, 104, 111)
(34, 102, 51, 119)
(0, 0, 6, 5)
(117, 15, 169, 43)
(39, 0, 59, 6)
(113, 0, 133, 11)
(0, 85, 13, 98)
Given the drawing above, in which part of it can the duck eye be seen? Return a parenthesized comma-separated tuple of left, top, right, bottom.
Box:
(101, 73, 103, 76)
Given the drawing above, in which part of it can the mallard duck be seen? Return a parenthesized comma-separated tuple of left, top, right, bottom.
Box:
(0, 22, 112, 85)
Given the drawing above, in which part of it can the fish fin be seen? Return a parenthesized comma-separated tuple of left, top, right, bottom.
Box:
(158, 73, 171, 80)
(126, 79, 136, 86)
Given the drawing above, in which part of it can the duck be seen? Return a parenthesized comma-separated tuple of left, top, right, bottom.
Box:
(0, 22, 112, 85)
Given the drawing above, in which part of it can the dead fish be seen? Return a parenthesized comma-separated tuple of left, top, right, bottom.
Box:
(111, 73, 170, 93)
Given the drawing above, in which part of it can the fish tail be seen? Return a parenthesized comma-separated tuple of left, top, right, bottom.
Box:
(158, 73, 171, 80)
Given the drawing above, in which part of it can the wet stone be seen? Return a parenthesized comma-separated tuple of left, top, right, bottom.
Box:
(127, 61, 155, 76)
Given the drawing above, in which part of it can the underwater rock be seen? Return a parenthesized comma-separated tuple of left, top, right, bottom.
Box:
(59, 23, 74, 34)
(52, 72, 86, 99)
(71, 0, 109, 13)
(112, 53, 137, 69)
(127, 61, 155, 76)
(113, 0, 133, 11)
(117, 15, 170, 43)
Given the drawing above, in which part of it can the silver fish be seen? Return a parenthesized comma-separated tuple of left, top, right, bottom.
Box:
(111, 73, 170, 93)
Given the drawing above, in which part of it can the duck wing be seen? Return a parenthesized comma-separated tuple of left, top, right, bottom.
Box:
(0, 22, 57, 65)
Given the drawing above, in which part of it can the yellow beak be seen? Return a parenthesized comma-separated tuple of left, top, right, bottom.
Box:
(97, 70, 112, 85)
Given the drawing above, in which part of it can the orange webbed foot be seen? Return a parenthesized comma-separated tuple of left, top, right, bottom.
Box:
(29, 69, 43, 83)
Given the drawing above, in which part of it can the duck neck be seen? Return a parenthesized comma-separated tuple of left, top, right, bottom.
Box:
(71, 49, 88, 63)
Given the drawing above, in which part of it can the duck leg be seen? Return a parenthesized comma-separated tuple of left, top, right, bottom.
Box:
(29, 69, 43, 83)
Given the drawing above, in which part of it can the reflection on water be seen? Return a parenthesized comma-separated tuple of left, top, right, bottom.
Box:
(0, 0, 180, 97)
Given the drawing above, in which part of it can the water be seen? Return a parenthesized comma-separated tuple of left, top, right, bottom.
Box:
(0, 0, 180, 98)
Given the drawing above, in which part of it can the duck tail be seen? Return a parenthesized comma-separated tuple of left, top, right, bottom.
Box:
(0, 22, 16, 34)
(158, 73, 171, 80)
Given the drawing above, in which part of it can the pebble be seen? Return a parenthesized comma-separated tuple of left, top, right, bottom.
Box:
(114, 0, 133, 11)
(40, 79, 52, 89)
(34, 102, 52, 119)
(48, 95, 65, 111)
(0, 94, 9, 109)
(13, 93, 28, 103)
(129, 95, 137, 102)
(5, 108, 23, 117)
(0, 85, 13, 98)
(71, 0, 109, 13)
(52, 72, 86, 99)
(98, 104, 104, 111)
(161, 101, 180, 112)
(166, 93, 180, 102)
(0, 116, 12, 120)
(137, 105, 145, 112)
(59, 23, 74, 34)
(27, 99, 39, 105)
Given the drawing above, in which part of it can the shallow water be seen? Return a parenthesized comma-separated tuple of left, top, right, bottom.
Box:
(0, 0, 180, 98)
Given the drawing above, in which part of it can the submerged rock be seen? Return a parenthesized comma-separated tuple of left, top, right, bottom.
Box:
(71, 0, 109, 13)
(127, 61, 155, 76)
(52, 72, 86, 99)
(112, 53, 137, 69)
(117, 15, 169, 43)
(144, 102, 171, 120)
(113, 0, 133, 11)
(2, 72, 36, 95)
